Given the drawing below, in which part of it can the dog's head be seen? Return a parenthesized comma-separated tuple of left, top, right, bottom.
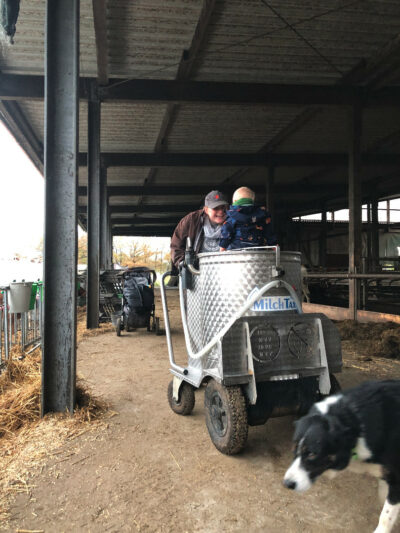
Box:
(283, 413, 353, 492)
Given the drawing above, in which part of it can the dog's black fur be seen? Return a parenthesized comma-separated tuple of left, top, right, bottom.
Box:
(284, 380, 400, 532)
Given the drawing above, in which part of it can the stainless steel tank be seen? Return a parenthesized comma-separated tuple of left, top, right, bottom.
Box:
(187, 249, 302, 354)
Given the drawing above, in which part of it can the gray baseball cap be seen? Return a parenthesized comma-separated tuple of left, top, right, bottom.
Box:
(204, 190, 228, 209)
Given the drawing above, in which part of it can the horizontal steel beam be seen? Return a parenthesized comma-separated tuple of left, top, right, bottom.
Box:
(112, 223, 176, 230)
(112, 229, 173, 237)
(0, 73, 89, 100)
(2, 74, 400, 107)
(99, 79, 400, 107)
(79, 204, 193, 215)
(78, 184, 342, 197)
(110, 216, 180, 225)
(78, 152, 400, 168)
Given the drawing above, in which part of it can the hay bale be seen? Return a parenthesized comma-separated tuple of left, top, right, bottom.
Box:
(371, 329, 400, 359)
(0, 308, 111, 444)
(336, 320, 400, 342)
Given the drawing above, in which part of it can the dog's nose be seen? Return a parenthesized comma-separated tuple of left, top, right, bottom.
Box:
(283, 479, 296, 490)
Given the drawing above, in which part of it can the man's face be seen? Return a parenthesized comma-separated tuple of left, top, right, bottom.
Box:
(204, 205, 227, 225)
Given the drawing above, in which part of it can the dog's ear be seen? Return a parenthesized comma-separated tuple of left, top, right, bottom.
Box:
(325, 415, 353, 469)
(293, 414, 320, 442)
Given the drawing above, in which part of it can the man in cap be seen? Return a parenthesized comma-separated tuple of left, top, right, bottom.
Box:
(170, 190, 229, 269)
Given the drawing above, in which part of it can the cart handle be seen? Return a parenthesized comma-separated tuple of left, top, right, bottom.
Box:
(180, 277, 302, 360)
(160, 271, 187, 374)
(186, 245, 281, 277)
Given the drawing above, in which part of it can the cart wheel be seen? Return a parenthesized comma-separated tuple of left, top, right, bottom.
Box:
(155, 317, 162, 335)
(319, 373, 341, 401)
(167, 380, 195, 415)
(204, 380, 248, 455)
(116, 318, 122, 337)
(328, 374, 341, 394)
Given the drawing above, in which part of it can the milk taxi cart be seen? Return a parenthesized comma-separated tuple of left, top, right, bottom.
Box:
(160, 243, 342, 455)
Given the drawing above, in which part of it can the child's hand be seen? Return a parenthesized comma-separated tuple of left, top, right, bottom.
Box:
(219, 247, 226, 252)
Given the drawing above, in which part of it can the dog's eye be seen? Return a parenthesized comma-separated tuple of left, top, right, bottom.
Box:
(307, 452, 317, 461)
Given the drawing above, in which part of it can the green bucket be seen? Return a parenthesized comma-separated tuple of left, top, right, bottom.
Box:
(29, 283, 38, 310)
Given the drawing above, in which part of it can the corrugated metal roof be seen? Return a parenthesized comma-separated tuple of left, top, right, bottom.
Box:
(0, 0, 97, 76)
(167, 104, 304, 152)
(100, 102, 168, 151)
(192, 1, 400, 84)
(0, 0, 399, 231)
(106, 0, 204, 79)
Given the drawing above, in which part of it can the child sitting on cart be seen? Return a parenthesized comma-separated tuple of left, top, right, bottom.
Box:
(219, 186, 277, 251)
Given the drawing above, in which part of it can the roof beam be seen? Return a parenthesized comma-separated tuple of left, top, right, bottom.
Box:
(222, 34, 400, 188)
(0, 74, 89, 100)
(78, 183, 341, 197)
(112, 229, 173, 237)
(98, 79, 388, 106)
(112, 222, 176, 230)
(111, 216, 180, 225)
(79, 204, 195, 215)
(2, 74, 400, 107)
(343, 34, 400, 89)
(142, 0, 217, 193)
(92, 0, 109, 86)
(77, 152, 400, 168)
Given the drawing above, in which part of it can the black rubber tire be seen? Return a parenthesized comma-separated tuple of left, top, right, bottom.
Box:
(319, 373, 341, 401)
(204, 380, 248, 455)
(116, 318, 121, 337)
(167, 380, 195, 416)
(155, 317, 162, 336)
(329, 374, 341, 394)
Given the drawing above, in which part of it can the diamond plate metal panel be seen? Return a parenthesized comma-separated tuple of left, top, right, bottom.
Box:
(196, 249, 301, 351)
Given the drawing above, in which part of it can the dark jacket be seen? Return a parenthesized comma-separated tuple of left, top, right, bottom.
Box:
(170, 209, 205, 268)
(219, 205, 277, 250)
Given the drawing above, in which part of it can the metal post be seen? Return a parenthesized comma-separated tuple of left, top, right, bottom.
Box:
(3, 290, 9, 360)
(366, 201, 372, 272)
(348, 104, 362, 320)
(266, 164, 275, 221)
(319, 208, 327, 268)
(42, 0, 79, 414)
(86, 83, 101, 329)
(100, 165, 108, 271)
(371, 198, 379, 271)
(108, 207, 113, 267)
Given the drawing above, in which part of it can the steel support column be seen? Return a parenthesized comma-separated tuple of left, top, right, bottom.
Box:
(87, 85, 101, 328)
(371, 198, 380, 271)
(108, 208, 113, 267)
(42, 0, 79, 415)
(319, 208, 327, 268)
(266, 165, 275, 220)
(100, 165, 108, 270)
(348, 104, 362, 320)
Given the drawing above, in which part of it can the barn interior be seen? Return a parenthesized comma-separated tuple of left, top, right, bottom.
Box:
(0, 0, 400, 412)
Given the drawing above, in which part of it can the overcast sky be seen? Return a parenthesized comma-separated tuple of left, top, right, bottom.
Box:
(0, 121, 170, 260)
(0, 121, 44, 259)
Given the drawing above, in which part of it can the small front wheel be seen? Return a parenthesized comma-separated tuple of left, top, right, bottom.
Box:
(328, 373, 341, 394)
(155, 317, 164, 336)
(204, 380, 248, 455)
(318, 373, 342, 401)
(168, 380, 195, 415)
(116, 318, 122, 336)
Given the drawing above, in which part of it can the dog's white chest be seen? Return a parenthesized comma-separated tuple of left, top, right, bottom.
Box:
(354, 437, 373, 461)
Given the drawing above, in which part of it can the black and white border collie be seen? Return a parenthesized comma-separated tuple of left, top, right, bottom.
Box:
(283, 380, 400, 533)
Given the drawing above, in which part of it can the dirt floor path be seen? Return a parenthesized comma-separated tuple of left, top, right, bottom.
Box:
(6, 289, 400, 533)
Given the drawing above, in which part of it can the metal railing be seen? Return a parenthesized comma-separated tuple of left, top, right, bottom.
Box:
(0, 282, 43, 365)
